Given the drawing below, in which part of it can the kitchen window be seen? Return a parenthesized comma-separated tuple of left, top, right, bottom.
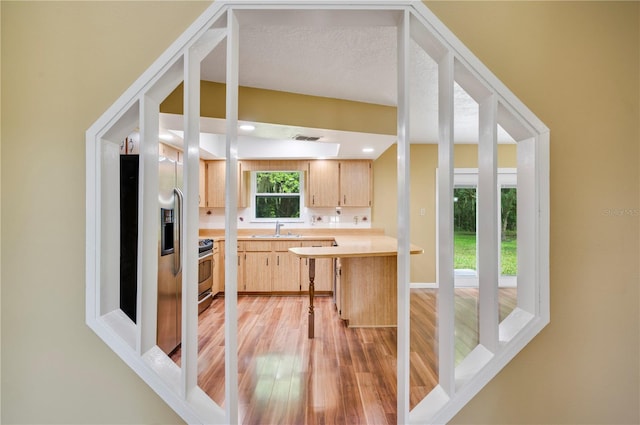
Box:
(251, 171, 304, 220)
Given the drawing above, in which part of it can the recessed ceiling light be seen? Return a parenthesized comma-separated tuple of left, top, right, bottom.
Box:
(362, 148, 374, 153)
(239, 124, 255, 131)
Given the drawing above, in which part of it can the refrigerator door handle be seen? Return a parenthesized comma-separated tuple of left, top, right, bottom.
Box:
(173, 187, 184, 276)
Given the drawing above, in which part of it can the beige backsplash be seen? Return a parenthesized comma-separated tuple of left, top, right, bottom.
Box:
(199, 206, 372, 230)
(199, 227, 384, 238)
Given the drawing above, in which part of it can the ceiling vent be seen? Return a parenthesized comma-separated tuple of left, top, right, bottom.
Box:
(293, 134, 321, 141)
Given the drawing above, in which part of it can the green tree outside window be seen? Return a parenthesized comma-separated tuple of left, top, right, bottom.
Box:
(255, 171, 301, 219)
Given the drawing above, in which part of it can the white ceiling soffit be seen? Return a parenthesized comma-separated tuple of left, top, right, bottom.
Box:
(160, 113, 397, 159)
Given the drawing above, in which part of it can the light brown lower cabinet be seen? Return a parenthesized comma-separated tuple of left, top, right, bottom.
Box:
(241, 241, 271, 292)
(244, 251, 271, 292)
(338, 256, 397, 327)
(271, 241, 303, 292)
(300, 240, 334, 292)
(211, 242, 221, 294)
(238, 239, 334, 294)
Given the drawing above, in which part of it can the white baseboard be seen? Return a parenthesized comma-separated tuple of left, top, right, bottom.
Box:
(410, 277, 518, 289)
(410, 282, 438, 289)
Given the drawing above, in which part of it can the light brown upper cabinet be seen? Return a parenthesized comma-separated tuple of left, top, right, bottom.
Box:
(204, 160, 247, 208)
(307, 160, 372, 207)
(206, 160, 225, 208)
(307, 160, 340, 207)
(339, 160, 372, 207)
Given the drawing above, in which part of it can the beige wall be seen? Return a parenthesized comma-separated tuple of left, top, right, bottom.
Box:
(373, 144, 517, 282)
(426, 2, 640, 424)
(1, 2, 638, 425)
(1, 2, 208, 423)
(162, 81, 397, 135)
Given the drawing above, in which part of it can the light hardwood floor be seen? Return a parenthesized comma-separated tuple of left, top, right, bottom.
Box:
(171, 288, 517, 424)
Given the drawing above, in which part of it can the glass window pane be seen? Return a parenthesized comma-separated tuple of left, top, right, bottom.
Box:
(256, 171, 300, 194)
(254, 171, 302, 219)
(255, 196, 300, 218)
(500, 187, 517, 276)
(454, 187, 477, 274)
(499, 186, 518, 326)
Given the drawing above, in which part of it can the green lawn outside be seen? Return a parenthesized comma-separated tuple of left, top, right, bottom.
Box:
(454, 231, 517, 275)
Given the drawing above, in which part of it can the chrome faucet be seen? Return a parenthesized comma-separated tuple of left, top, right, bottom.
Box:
(275, 220, 284, 236)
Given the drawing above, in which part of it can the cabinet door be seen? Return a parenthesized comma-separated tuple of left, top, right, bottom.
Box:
(211, 250, 220, 295)
(339, 160, 372, 207)
(308, 160, 340, 207)
(205, 160, 246, 208)
(244, 251, 271, 292)
(237, 162, 247, 208)
(270, 241, 301, 292)
(206, 161, 225, 208)
(300, 241, 334, 292)
(236, 252, 244, 292)
(238, 241, 272, 292)
(199, 159, 206, 208)
(271, 252, 300, 292)
(235, 241, 245, 291)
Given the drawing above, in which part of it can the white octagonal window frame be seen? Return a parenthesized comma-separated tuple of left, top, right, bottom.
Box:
(86, 1, 549, 424)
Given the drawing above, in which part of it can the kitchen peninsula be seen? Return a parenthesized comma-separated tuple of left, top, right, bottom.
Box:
(290, 234, 423, 337)
(198, 228, 423, 337)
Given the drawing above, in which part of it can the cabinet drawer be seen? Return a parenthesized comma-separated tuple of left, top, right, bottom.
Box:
(242, 241, 272, 251)
(301, 240, 334, 248)
(272, 241, 302, 252)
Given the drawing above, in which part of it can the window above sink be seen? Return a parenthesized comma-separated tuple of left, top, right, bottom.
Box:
(251, 170, 305, 222)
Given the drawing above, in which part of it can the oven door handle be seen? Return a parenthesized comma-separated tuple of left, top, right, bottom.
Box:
(199, 252, 213, 261)
(198, 291, 213, 305)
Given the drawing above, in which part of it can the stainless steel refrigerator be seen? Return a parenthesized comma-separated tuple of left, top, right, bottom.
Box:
(157, 155, 183, 355)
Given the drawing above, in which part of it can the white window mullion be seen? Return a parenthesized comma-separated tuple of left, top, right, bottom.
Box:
(437, 51, 455, 396)
(516, 137, 536, 315)
(477, 94, 499, 352)
(224, 9, 240, 425)
(396, 9, 411, 424)
(181, 47, 201, 397)
(137, 95, 160, 355)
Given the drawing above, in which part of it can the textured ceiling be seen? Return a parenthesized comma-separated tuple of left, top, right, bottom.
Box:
(187, 16, 514, 157)
(203, 25, 399, 106)
(201, 24, 447, 143)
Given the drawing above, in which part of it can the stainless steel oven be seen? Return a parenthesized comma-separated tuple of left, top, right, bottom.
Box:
(198, 239, 214, 314)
